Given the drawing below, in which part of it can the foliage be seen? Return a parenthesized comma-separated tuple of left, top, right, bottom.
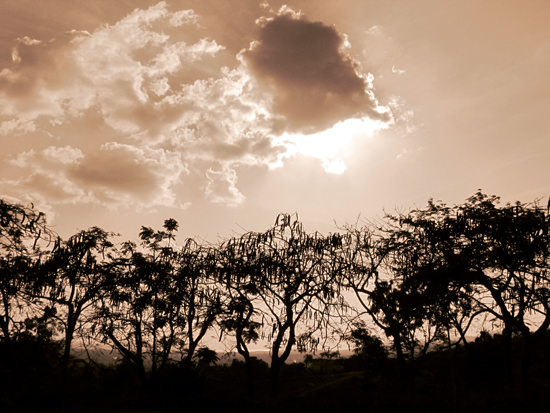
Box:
(2, 191, 550, 407)
(343, 320, 387, 370)
(94, 219, 183, 386)
(252, 214, 348, 396)
(33, 226, 117, 386)
(0, 199, 57, 355)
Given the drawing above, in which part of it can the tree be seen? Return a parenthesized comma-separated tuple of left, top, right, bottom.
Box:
(439, 192, 550, 387)
(96, 219, 183, 387)
(194, 346, 219, 367)
(96, 219, 222, 388)
(343, 211, 469, 390)
(247, 214, 347, 397)
(216, 232, 265, 396)
(343, 320, 387, 371)
(174, 238, 222, 368)
(34, 227, 116, 388)
(0, 199, 57, 358)
(369, 192, 550, 388)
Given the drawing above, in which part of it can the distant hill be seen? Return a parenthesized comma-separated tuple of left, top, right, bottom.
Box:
(72, 344, 354, 367)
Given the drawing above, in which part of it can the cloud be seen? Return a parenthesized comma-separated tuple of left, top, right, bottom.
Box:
(66, 3, 223, 134)
(4, 144, 187, 210)
(10, 145, 84, 168)
(0, 117, 36, 135)
(6, 146, 87, 203)
(388, 97, 419, 136)
(243, 7, 392, 133)
(392, 65, 405, 75)
(165, 62, 287, 167)
(1, 2, 286, 208)
(0, 31, 75, 106)
(366, 25, 383, 36)
(204, 166, 245, 206)
(0, 2, 221, 133)
(69, 143, 188, 208)
(396, 146, 424, 160)
(1, 2, 398, 210)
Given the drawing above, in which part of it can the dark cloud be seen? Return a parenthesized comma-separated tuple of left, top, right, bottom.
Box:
(6, 143, 187, 209)
(66, 143, 186, 206)
(244, 11, 390, 133)
(68, 148, 156, 194)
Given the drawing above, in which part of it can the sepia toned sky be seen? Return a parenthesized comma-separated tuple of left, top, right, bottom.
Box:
(1, 0, 550, 242)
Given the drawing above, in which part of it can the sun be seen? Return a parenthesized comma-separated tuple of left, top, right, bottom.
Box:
(275, 117, 387, 174)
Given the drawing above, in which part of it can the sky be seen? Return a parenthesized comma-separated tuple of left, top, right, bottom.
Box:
(1, 0, 550, 243)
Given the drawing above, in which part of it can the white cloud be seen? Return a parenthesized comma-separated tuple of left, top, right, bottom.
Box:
(366, 25, 383, 36)
(6, 146, 88, 203)
(0, 3, 265, 208)
(392, 65, 406, 75)
(396, 146, 425, 160)
(0, 117, 36, 135)
(16, 37, 42, 46)
(322, 158, 347, 174)
(11, 47, 21, 63)
(388, 96, 419, 136)
(63, 3, 224, 134)
(204, 166, 245, 206)
(150, 77, 170, 96)
(169, 9, 200, 27)
(10, 146, 84, 169)
(66, 30, 91, 37)
(0, 2, 224, 134)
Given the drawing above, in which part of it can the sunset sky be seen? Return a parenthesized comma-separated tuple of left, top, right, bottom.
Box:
(1, 0, 549, 242)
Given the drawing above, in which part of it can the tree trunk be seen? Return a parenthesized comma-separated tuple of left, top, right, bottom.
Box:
(60, 309, 78, 390)
(458, 331, 472, 395)
(393, 335, 408, 393)
(60, 325, 74, 388)
(520, 339, 533, 390)
(107, 330, 148, 388)
(502, 327, 514, 388)
(236, 340, 255, 396)
(270, 360, 282, 398)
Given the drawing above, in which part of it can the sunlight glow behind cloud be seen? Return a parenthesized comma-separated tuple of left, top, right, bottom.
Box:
(275, 117, 389, 174)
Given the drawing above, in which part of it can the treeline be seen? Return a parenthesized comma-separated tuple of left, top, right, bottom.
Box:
(1, 191, 550, 409)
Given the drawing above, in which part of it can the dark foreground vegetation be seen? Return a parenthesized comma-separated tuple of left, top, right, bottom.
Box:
(2, 331, 550, 412)
(2, 191, 550, 411)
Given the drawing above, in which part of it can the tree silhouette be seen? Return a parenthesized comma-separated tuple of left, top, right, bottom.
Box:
(247, 214, 347, 397)
(378, 199, 488, 390)
(95, 219, 183, 387)
(194, 346, 219, 367)
(174, 238, 222, 368)
(438, 192, 550, 387)
(0, 199, 57, 361)
(216, 232, 263, 396)
(95, 219, 223, 387)
(33, 227, 116, 388)
(343, 320, 387, 370)
(343, 211, 467, 390)
(371, 192, 550, 388)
